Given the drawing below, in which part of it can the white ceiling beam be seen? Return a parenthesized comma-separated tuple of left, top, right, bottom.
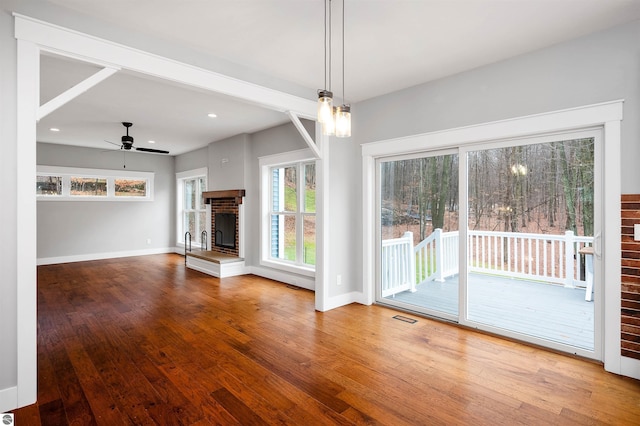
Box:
(37, 66, 119, 121)
(287, 111, 321, 159)
(14, 14, 317, 120)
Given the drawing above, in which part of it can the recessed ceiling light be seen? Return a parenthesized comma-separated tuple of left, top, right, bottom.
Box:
(148, 140, 156, 144)
(49, 127, 60, 132)
(207, 113, 217, 118)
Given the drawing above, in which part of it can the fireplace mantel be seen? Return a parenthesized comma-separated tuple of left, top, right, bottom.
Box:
(203, 189, 245, 205)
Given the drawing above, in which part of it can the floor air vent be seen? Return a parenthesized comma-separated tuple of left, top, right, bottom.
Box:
(392, 315, 417, 324)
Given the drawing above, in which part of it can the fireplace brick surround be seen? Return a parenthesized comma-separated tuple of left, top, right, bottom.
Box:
(203, 189, 245, 257)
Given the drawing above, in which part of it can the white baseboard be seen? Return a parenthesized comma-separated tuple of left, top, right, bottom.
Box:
(37, 247, 175, 266)
(621, 355, 640, 380)
(0, 386, 17, 414)
(247, 265, 315, 291)
(320, 291, 367, 311)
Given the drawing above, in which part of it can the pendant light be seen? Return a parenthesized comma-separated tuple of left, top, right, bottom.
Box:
(317, 0, 333, 124)
(335, 0, 351, 138)
(323, 107, 336, 136)
(335, 105, 351, 138)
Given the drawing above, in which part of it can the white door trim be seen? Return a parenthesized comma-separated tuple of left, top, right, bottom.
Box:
(362, 100, 626, 375)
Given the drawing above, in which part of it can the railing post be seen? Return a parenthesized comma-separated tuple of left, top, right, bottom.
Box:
(564, 230, 575, 288)
(434, 228, 444, 282)
(403, 231, 417, 292)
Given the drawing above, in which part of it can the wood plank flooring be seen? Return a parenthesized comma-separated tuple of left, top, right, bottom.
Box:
(11, 253, 640, 425)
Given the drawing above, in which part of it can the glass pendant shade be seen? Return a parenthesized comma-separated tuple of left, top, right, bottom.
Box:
(335, 105, 351, 138)
(317, 90, 334, 124)
(322, 107, 336, 136)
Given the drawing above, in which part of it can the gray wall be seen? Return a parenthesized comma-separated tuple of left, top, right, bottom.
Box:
(175, 146, 208, 174)
(0, 7, 18, 393)
(208, 134, 250, 191)
(37, 143, 175, 259)
(355, 19, 640, 175)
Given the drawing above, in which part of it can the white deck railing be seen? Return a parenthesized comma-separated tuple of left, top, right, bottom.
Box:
(382, 229, 593, 297)
(381, 232, 416, 297)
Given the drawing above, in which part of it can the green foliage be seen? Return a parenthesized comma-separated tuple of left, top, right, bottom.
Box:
(285, 185, 316, 212)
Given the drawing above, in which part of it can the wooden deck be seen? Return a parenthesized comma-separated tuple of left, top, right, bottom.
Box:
(386, 273, 594, 350)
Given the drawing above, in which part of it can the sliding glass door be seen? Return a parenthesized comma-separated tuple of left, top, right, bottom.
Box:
(377, 151, 460, 321)
(464, 135, 597, 352)
(376, 130, 601, 359)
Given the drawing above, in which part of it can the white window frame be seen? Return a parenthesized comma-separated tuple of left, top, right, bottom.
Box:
(176, 167, 208, 246)
(260, 149, 316, 277)
(36, 165, 154, 201)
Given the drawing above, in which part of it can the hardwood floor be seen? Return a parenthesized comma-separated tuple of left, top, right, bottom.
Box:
(11, 253, 640, 425)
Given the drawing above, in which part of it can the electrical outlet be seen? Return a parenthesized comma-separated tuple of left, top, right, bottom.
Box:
(146, 238, 151, 245)
(336, 274, 342, 286)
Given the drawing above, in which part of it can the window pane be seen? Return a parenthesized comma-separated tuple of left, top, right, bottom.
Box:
(186, 212, 196, 241)
(36, 175, 62, 195)
(304, 163, 316, 213)
(272, 166, 297, 212)
(115, 179, 147, 197)
(303, 215, 316, 266)
(199, 211, 207, 236)
(283, 215, 296, 261)
(185, 179, 196, 210)
(70, 177, 107, 196)
(198, 177, 207, 208)
(270, 214, 296, 261)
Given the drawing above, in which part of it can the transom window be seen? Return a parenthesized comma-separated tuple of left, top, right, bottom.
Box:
(36, 166, 153, 201)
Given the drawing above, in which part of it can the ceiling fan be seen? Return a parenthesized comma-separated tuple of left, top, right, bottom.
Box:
(105, 122, 169, 154)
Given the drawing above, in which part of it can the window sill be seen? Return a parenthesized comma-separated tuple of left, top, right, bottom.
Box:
(260, 259, 315, 278)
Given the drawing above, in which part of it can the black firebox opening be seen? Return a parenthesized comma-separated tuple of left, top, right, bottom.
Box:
(214, 213, 236, 249)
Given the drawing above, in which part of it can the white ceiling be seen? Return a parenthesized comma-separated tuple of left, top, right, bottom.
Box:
(36, 0, 640, 156)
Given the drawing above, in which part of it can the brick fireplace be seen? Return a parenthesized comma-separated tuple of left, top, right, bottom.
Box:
(203, 189, 245, 258)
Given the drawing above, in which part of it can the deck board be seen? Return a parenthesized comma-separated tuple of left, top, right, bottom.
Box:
(386, 273, 594, 350)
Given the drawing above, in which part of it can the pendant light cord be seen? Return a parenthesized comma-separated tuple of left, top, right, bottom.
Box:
(341, 0, 345, 103)
(324, 0, 327, 89)
(328, 0, 332, 91)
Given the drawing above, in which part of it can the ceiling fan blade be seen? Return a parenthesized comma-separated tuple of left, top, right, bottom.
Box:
(135, 146, 169, 154)
(104, 139, 122, 147)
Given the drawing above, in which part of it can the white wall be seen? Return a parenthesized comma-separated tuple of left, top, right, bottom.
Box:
(36, 143, 175, 262)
